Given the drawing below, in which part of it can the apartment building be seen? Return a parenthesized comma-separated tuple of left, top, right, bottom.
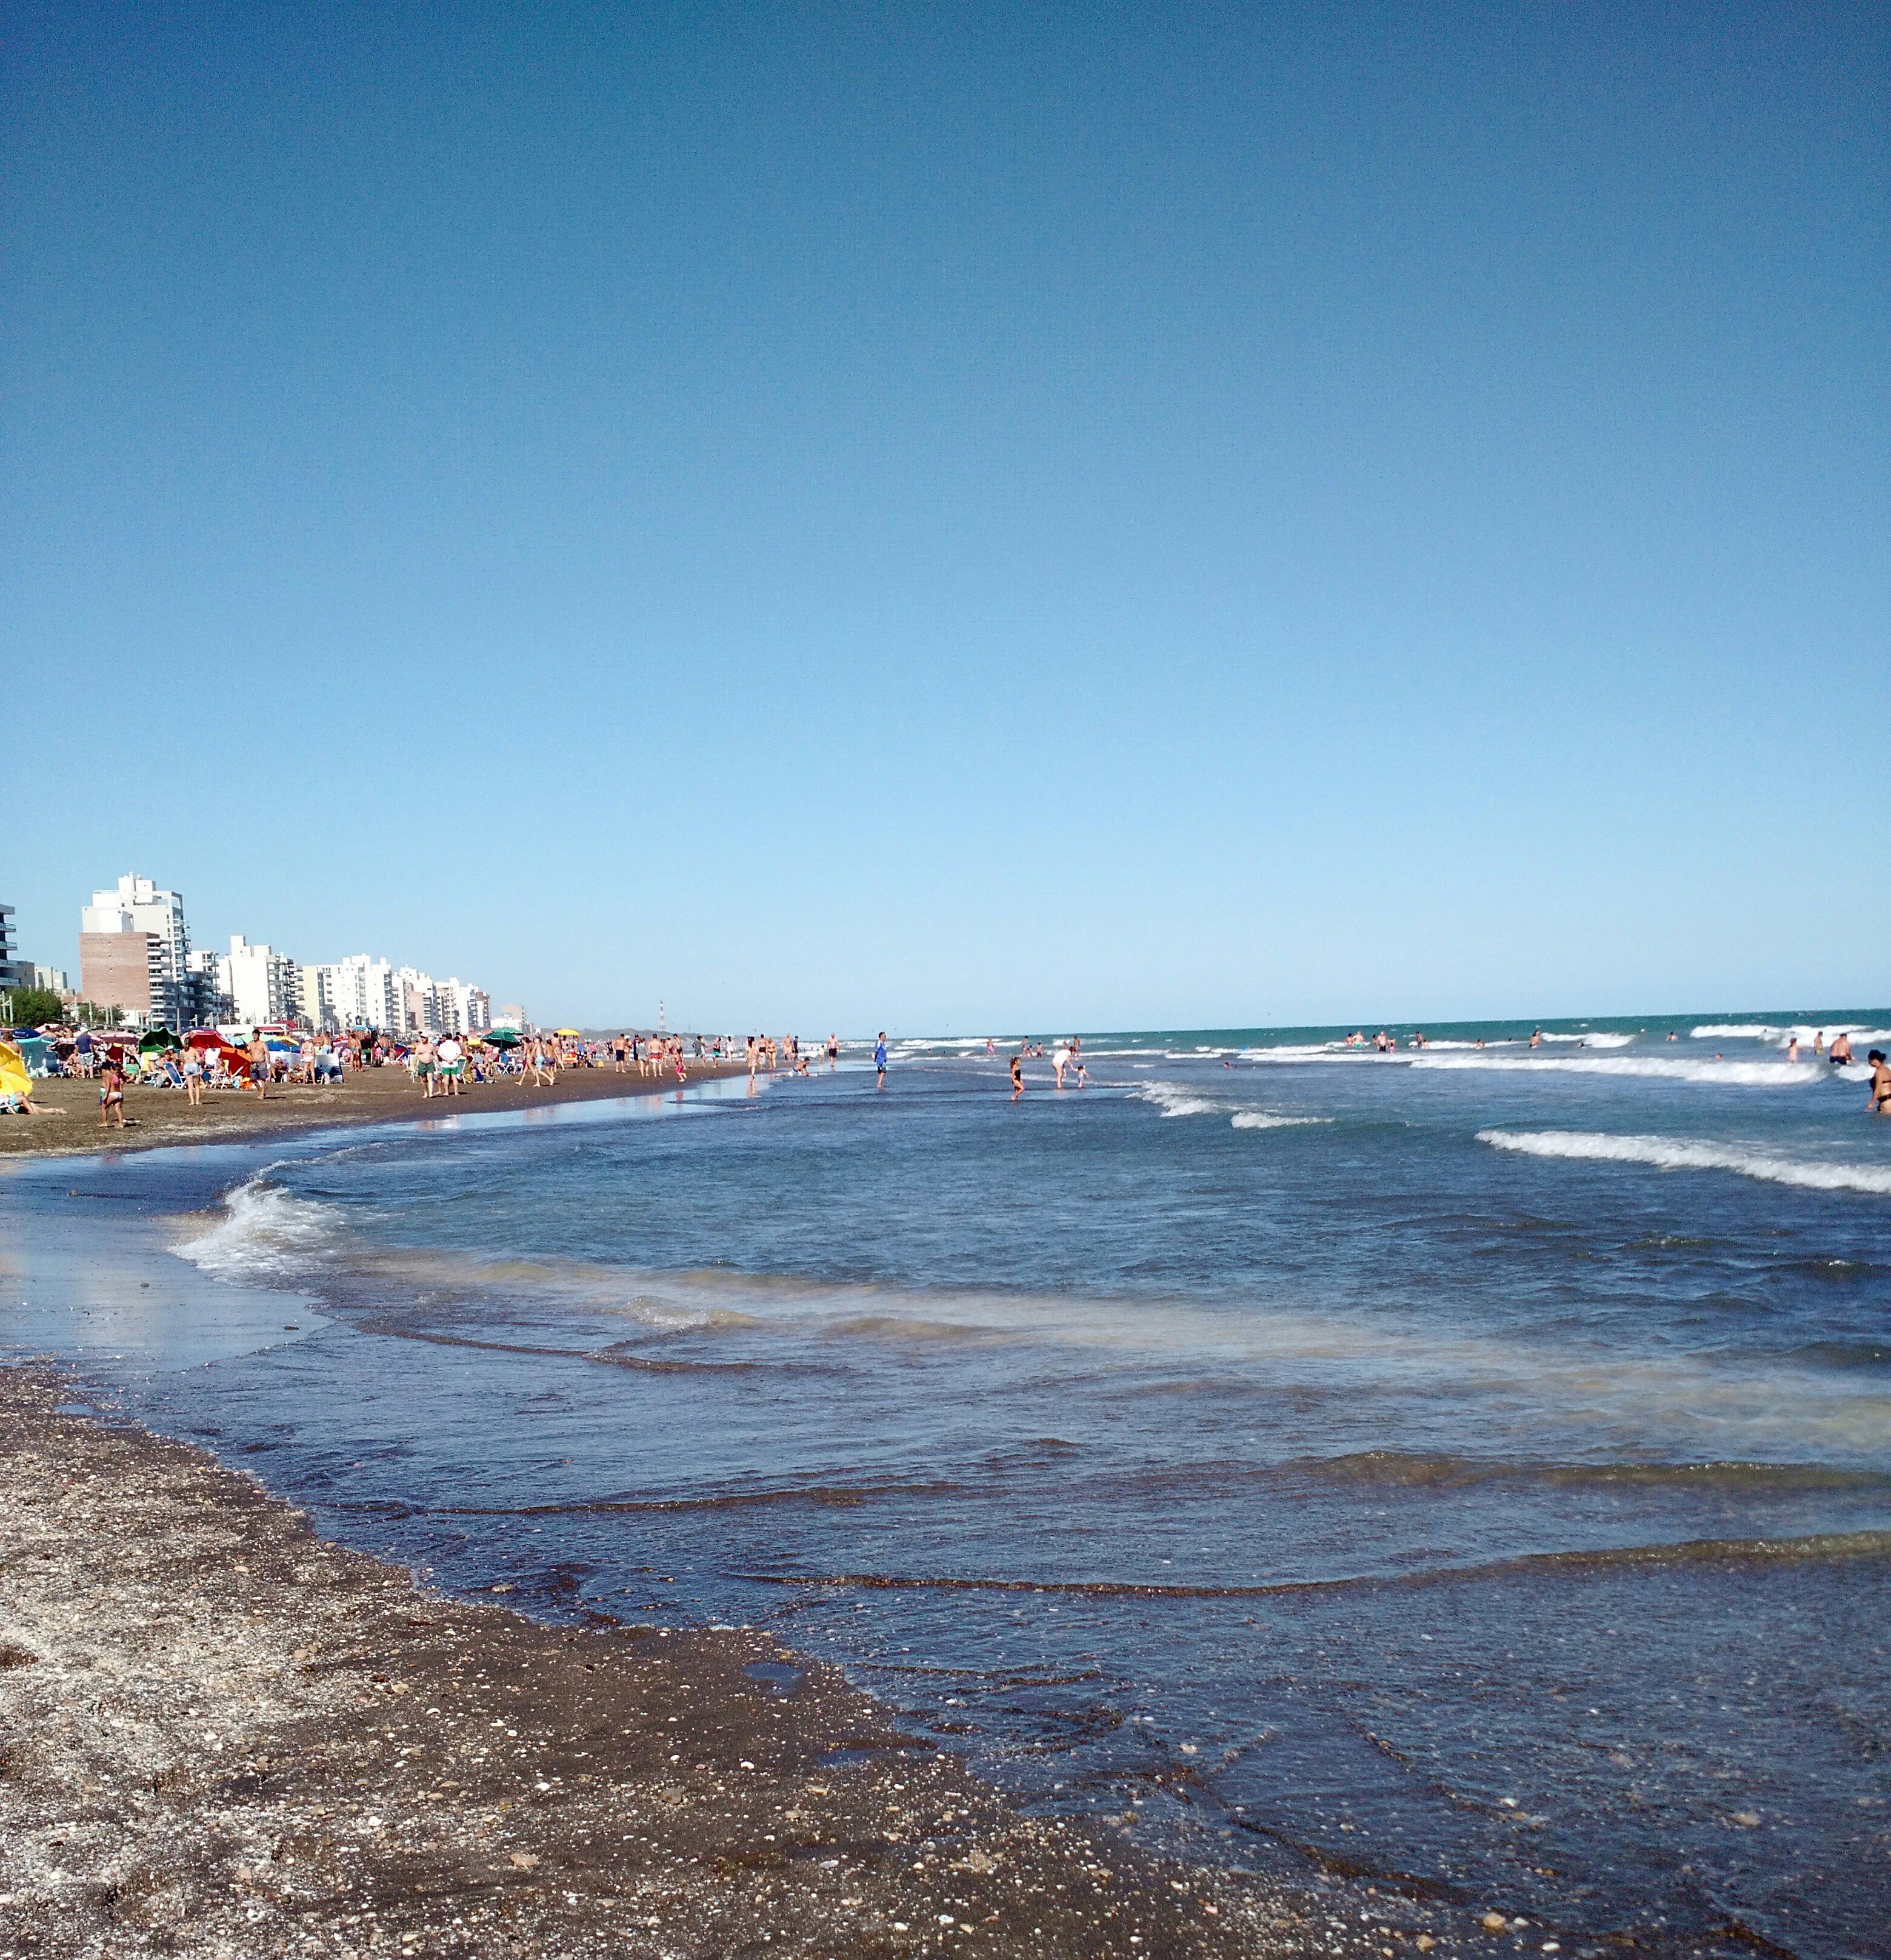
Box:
(449, 980, 492, 1033)
(217, 936, 301, 1030)
(0, 902, 22, 990)
(79, 874, 201, 1028)
(312, 954, 399, 1033)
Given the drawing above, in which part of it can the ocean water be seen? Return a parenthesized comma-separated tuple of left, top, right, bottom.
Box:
(4, 1013, 1889, 1958)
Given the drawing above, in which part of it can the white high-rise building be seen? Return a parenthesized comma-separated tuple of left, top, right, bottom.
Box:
(186, 948, 232, 1024)
(448, 981, 492, 1033)
(80, 873, 195, 1028)
(297, 964, 333, 1032)
(316, 955, 399, 1033)
(395, 966, 449, 1037)
(218, 936, 299, 1031)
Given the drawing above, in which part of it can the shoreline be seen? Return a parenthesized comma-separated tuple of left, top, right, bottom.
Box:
(0, 1363, 1490, 1959)
(0, 1059, 753, 1161)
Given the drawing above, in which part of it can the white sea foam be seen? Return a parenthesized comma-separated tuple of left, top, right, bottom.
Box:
(1413, 1054, 1826, 1088)
(172, 1176, 343, 1282)
(1690, 1022, 1890, 1044)
(1478, 1129, 1891, 1197)
(1136, 1082, 1220, 1118)
(1534, 1032, 1636, 1048)
(1136, 1082, 1330, 1127)
(1246, 1043, 1351, 1062)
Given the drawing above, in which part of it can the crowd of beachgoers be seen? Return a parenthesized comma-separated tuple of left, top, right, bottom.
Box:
(0, 1022, 767, 1120)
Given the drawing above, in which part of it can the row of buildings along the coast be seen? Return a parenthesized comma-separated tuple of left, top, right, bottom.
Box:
(21, 873, 517, 1038)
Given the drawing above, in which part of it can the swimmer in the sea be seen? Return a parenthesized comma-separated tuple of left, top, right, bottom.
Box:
(1830, 1033, 1853, 1066)
(1867, 1050, 1891, 1115)
(1010, 1053, 1024, 1096)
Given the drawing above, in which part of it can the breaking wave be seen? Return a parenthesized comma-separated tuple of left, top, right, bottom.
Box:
(170, 1175, 343, 1282)
(1417, 1054, 1832, 1087)
(1692, 1022, 1891, 1044)
(1135, 1082, 1221, 1118)
(1478, 1130, 1891, 1197)
(1136, 1082, 1330, 1129)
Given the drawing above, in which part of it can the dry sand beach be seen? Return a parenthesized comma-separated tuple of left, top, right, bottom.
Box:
(0, 1365, 1511, 1959)
(0, 1062, 748, 1160)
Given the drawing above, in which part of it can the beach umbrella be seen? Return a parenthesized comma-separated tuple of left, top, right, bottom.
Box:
(138, 1029, 179, 1053)
(554, 1028, 582, 1038)
(185, 1029, 238, 1051)
(264, 1038, 300, 1054)
(484, 1029, 521, 1047)
(0, 1041, 31, 1099)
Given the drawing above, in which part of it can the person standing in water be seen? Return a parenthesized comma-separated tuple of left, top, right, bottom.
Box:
(827, 1033, 839, 1069)
(1867, 1049, 1891, 1115)
(875, 1033, 887, 1089)
(1010, 1052, 1024, 1097)
(1830, 1032, 1853, 1067)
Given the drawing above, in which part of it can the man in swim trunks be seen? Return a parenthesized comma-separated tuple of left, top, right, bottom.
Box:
(1830, 1033, 1853, 1066)
(247, 1033, 270, 1099)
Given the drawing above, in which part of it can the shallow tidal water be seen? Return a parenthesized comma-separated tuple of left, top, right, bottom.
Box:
(4, 1013, 1889, 1958)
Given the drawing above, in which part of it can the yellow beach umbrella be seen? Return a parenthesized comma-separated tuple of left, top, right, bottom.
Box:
(554, 1028, 582, 1038)
(0, 1041, 32, 1099)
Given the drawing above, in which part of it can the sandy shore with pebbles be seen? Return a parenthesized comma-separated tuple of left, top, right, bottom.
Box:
(0, 1061, 749, 1160)
(0, 1364, 1516, 1960)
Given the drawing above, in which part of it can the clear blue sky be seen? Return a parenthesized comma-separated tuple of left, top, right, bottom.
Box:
(4, 4, 1884, 1032)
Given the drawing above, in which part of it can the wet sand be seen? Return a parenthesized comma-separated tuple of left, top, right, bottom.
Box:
(0, 1364, 1511, 1959)
(0, 1061, 749, 1160)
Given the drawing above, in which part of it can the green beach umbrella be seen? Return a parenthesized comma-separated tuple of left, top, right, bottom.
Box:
(485, 1028, 522, 1047)
(138, 1028, 179, 1052)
